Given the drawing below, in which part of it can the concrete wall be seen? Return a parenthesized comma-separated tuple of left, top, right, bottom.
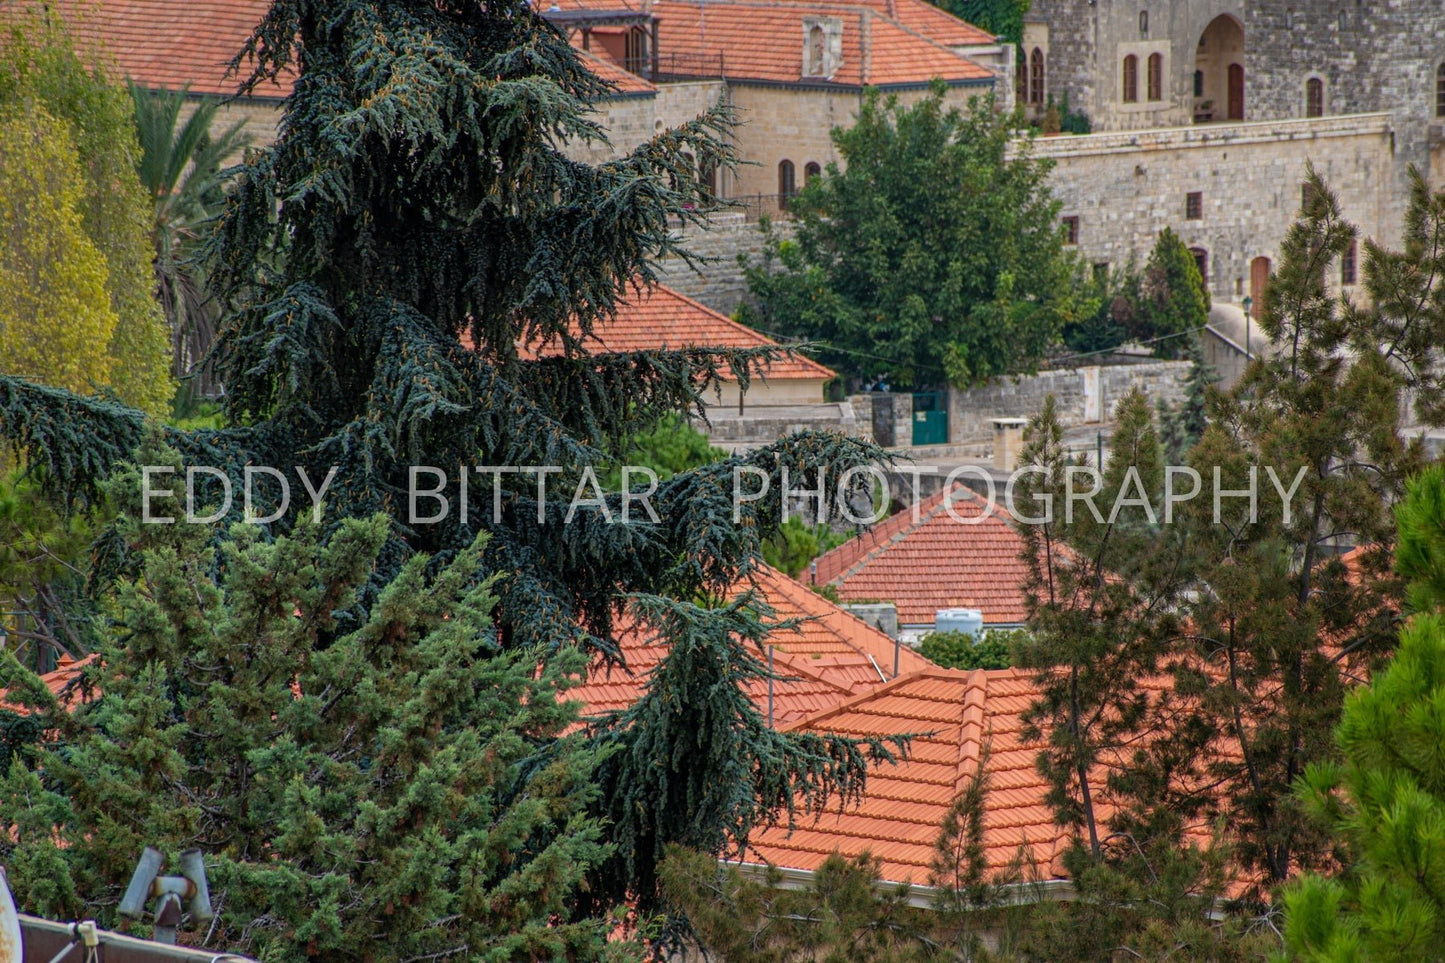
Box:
(1032, 113, 1396, 301)
(948, 360, 1193, 441)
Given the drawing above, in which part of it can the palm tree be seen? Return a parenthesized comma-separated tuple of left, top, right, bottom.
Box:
(129, 81, 249, 407)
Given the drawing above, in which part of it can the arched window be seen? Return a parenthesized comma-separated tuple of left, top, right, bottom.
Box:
(804, 161, 821, 184)
(1189, 247, 1209, 285)
(1436, 63, 1445, 117)
(700, 156, 718, 197)
(778, 160, 796, 198)
(1341, 240, 1358, 286)
(807, 24, 825, 76)
(1030, 47, 1045, 106)
(1016, 55, 1027, 104)
(1306, 77, 1324, 117)
(1147, 52, 1163, 101)
(1122, 54, 1139, 104)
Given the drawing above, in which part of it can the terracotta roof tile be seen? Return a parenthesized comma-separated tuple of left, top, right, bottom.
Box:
(810, 483, 1030, 626)
(645, 0, 993, 87)
(32, 0, 287, 98)
(576, 47, 658, 94)
(35, 0, 655, 101)
(0, 655, 97, 715)
(568, 562, 936, 725)
(519, 280, 835, 381)
(746, 667, 1063, 885)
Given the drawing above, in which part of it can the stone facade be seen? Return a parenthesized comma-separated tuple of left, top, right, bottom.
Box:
(947, 360, 1194, 442)
(1020, 1, 1445, 309)
(1033, 112, 1395, 301)
(654, 213, 794, 314)
(727, 80, 990, 197)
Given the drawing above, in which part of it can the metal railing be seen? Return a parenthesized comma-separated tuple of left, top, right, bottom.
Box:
(646, 51, 726, 80)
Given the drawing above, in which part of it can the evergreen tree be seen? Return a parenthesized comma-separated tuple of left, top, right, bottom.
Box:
(1157, 336, 1218, 463)
(0, 10, 174, 413)
(1131, 227, 1210, 357)
(0, 0, 895, 916)
(1282, 466, 1445, 961)
(741, 85, 1076, 389)
(1021, 167, 1443, 911)
(0, 455, 624, 962)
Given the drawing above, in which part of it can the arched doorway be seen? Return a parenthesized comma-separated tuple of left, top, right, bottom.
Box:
(1195, 15, 1244, 123)
(1250, 256, 1270, 307)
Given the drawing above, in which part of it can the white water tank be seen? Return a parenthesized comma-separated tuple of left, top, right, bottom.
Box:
(935, 608, 983, 638)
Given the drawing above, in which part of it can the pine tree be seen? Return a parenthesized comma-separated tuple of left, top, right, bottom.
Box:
(0, 452, 624, 962)
(1157, 336, 1218, 464)
(0, 0, 894, 916)
(1023, 166, 1444, 909)
(1282, 467, 1445, 961)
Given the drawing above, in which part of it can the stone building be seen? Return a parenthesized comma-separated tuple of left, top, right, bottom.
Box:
(1018, 1, 1445, 307)
(48, 0, 1009, 209)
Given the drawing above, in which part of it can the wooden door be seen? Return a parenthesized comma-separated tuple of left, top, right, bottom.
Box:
(1228, 63, 1245, 120)
(1250, 256, 1271, 308)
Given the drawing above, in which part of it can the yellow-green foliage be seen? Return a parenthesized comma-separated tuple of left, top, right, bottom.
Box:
(0, 11, 173, 413)
(0, 103, 116, 395)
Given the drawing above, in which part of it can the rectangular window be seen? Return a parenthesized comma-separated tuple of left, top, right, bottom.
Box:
(1342, 240, 1358, 285)
(1186, 191, 1203, 220)
(1062, 216, 1079, 246)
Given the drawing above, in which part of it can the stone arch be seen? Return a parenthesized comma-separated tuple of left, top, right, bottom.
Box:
(1194, 14, 1244, 123)
(1030, 47, 1045, 106)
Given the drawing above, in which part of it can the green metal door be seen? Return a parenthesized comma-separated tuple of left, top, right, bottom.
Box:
(911, 392, 948, 446)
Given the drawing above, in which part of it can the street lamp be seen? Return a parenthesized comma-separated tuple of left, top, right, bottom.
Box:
(1241, 295, 1253, 359)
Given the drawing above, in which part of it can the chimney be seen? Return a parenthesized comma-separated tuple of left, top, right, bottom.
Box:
(859, 9, 871, 85)
(992, 417, 1028, 471)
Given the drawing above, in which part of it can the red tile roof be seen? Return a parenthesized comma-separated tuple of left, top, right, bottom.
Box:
(0, 655, 97, 715)
(646, 0, 994, 87)
(745, 667, 1063, 885)
(816, 0, 999, 48)
(810, 483, 1030, 626)
(569, 562, 936, 726)
(745, 665, 1246, 892)
(35, 0, 285, 98)
(36, 0, 652, 101)
(577, 47, 658, 95)
(540, 0, 994, 87)
(519, 281, 835, 381)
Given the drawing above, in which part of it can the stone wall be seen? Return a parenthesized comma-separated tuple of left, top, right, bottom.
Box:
(654, 212, 794, 314)
(1031, 113, 1396, 301)
(696, 402, 859, 444)
(181, 96, 283, 166)
(948, 360, 1193, 442)
(565, 81, 728, 165)
(728, 79, 991, 197)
